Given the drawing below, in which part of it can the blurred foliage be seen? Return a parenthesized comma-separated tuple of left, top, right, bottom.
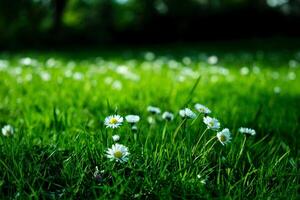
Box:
(0, 0, 300, 47)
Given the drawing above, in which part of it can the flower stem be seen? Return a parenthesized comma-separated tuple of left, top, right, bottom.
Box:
(192, 128, 208, 155)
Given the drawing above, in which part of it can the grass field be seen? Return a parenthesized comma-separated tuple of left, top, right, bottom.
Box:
(0, 46, 299, 199)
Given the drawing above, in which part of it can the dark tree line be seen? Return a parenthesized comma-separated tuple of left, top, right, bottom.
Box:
(0, 0, 300, 48)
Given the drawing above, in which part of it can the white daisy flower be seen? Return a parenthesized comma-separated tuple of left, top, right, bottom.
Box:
(40, 72, 51, 81)
(179, 108, 196, 119)
(20, 57, 33, 66)
(93, 166, 100, 178)
(162, 111, 174, 121)
(203, 116, 220, 131)
(104, 77, 113, 84)
(93, 166, 105, 183)
(197, 174, 207, 185)
(0, 60, 8, 70)
(116, 65, 129, 74)
(238, 127, 256, 136)
(194, 104, 211, 114)
(147, 106, 161, 114)
(147, 116, 156, 124)
(274, 86, 281, 94)
(144, 52, 155, 61)
(217, 128, 232, 145)
(106, 143, 130, 163)
(112, 134, 120, 142)
(207, 55, 218, 65)
(2, 125, 14, 136)
(112, 80, 122, 90)
(287, 72, 296, 80)
(131, 124, 138, 132)
(46, 58, 57, 68)
(104, 115, 123, 129)
(125, 115, 140, 124)
(240, 67, 249, 75)
(64, 70, 73, 78)
(289, 60, 298, 68)
(252, 66, 261, 74)
(182, 57, 192, 65)
(73, 72, 83, 80)
(10, 67, 22, 76)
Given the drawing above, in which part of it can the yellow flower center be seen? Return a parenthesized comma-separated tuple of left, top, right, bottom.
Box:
(220, 135, 227, 142)
(109, 118, 118, 124)
(209, 121, 214, 127)
(114, 150, 123, 158)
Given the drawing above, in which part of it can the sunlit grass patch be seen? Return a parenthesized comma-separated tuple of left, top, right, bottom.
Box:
(0, 49, 299, 199)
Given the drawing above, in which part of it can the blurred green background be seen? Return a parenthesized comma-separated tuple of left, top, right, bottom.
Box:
(1, 0, 300, 48)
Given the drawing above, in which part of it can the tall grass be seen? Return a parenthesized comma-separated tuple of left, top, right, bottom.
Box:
(0, 49, 299, 199)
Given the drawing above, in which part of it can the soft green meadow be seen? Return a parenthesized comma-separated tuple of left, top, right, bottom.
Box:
(0, 48, 299, 199)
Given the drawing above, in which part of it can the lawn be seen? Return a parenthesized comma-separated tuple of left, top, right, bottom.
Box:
(0, 46, 299, 199)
